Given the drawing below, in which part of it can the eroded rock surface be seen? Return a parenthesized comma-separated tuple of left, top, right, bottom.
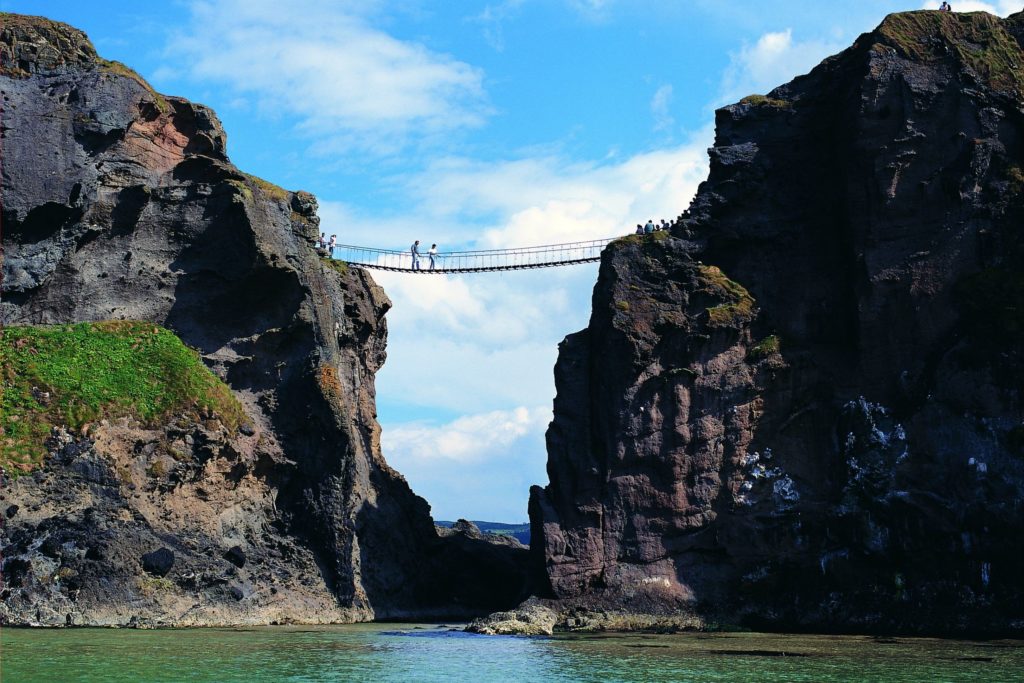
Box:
(531, 11, 1024, 635)
(0, 14, 529, 625)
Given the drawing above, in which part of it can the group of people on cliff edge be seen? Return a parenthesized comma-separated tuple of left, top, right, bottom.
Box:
(636, 219, 670, 235)
(410, 240, 438, 270)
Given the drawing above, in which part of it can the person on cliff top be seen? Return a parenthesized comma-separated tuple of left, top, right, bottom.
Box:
(411, 240, 421, 270)
(644, 220, 655, 234)
(635, 223, 644, 234)
(939, 2, 951, 11)
(428, 243, 438, 271)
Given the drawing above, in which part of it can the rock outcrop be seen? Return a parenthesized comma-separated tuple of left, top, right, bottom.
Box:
(0, 13, 529, 626)
(530, 10, 1024, 635)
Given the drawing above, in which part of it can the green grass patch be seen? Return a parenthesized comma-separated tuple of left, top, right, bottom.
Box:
(877, 11, 1024, 95)
(697, 265, 756, 328)
(615, 300, 631, 312)
(138, 576, 175, 596)
(1, 321, 247, 473)
(739, 95, 792, 109)
(614, 230, 670, 246)
(98, 59, 170, 114)
(748, 335, 781, 360)
(323, 257, 349, 277)
(243, 173, 290, 204)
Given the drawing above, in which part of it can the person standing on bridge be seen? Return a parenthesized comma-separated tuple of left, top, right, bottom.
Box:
(411, 240, 422, 270)
(318, 233, 327, 251)
(328, 235, 337, 254)
(428, 243, 438, 270)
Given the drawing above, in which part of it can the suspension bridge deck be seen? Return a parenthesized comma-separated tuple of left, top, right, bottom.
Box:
(328, 237, 623, 274)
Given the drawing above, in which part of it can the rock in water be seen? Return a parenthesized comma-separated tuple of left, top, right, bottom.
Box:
(530, 10, 1024, 636)
(0, 13, 530, 626)
(467, 604, 558, 636)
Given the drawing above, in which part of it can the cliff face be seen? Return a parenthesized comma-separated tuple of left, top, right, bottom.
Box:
(0, 14, 528, 625)
(532, 11, 1024, 635)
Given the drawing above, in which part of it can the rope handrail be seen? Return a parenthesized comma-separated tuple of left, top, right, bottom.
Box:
(324, 235, 637, 274)
(333, 237, 620, 256)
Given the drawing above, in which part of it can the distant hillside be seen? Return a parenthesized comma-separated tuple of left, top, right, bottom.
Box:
(437, 521, 530, 546)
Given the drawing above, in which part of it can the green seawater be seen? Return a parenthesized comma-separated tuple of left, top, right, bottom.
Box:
(2, 624, 1022, 682)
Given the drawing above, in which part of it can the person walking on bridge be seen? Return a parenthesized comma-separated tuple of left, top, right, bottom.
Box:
(428, 243, 438, 270)
(411, 240, 422, 270)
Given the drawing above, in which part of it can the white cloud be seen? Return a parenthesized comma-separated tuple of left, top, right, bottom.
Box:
(165, 0, 489, 155)
(568, 0, 615, 21)
(472, 0, 526, 52)
(651, 84, 675, 134)
(718, 28, 846, 105)
(383, 406, 551, 463)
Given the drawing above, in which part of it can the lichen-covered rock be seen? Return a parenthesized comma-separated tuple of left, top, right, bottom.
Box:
(0, 13, 529, 626)
(531, 10, 1024, 636)
(467, 604, 558, 636)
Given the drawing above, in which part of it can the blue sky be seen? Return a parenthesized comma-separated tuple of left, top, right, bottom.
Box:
(9, 0, 1020, 521)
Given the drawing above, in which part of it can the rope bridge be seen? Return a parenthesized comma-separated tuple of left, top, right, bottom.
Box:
(329, 237, 619, 273)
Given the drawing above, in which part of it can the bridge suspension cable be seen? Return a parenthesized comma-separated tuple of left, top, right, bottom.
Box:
(329, 236, 623, 274)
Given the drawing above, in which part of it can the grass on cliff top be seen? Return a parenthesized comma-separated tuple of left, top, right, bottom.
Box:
(739, 95, 793, 109)
(98, 59, 170, 113)
(242, 173, 291, 204)
(877, 11, 1024, 95)
(0, 321, 247, 474)
(697, 265, 756, 328)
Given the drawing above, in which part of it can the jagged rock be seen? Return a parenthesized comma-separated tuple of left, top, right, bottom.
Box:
(467, 604, 557, 636)
(531, 10, 1024, 636)
(224, 546, 246, 569)
(141, 548, 174, 577)
(0, 13, 531, 626)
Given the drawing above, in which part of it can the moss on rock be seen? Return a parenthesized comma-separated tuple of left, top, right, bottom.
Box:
(877, 11, 1024, 95)
(0, 321, 248, 473)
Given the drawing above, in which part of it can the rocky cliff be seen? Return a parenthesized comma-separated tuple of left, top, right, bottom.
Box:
(0, 13, 528, 626)
(531, 10, 1024, 635)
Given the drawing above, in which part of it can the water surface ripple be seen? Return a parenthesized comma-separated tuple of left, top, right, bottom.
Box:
(2, 624, 1022, 682)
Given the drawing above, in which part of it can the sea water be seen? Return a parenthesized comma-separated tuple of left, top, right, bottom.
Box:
(2, 624, 1021, 682)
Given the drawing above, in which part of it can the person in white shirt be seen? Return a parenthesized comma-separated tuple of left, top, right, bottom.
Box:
(428, 243, 438, 270)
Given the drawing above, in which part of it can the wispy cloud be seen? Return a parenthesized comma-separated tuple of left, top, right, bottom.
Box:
(718, 28, 846, 105)
(651, 84, 675, 134)
(383, 406, 551, 463)
(472, 0, 526, 52)
(162, 0, 490, 156)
